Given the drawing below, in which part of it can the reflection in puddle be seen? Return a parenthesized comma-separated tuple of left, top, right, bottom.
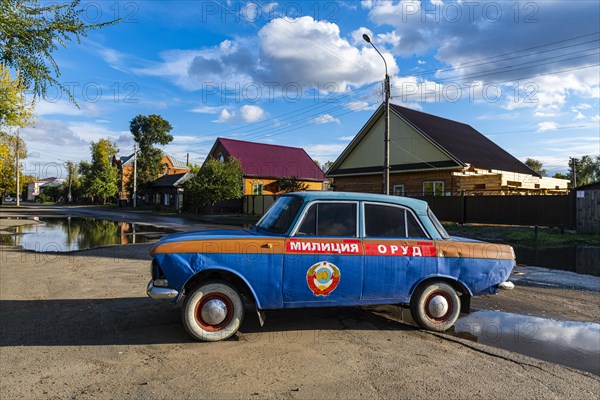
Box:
(1, 217, 176, 252)
(455, 311, 600, 375)
(367, 306, 600, 375)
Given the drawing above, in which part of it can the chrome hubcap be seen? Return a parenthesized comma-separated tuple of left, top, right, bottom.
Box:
(201, 299, 228, 325)
(427, 295, 449, 319)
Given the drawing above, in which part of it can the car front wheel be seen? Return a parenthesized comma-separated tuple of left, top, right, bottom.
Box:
(182, 282, 244, 342)
(410, 281, 461, 332)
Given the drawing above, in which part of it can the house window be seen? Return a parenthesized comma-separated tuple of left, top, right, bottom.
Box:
(392, 185, 404, 196)
(162, 163, 169, 176)
(252, 183, 264, 195)
(163, 193, 170, 206)
(217, 153, 225, 162)
(423, 181, 444, 196)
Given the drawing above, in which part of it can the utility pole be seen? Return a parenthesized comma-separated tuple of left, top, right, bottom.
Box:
(15, 131, 20, 206)
(186, 153, 190, 167)
(133, 144, 138, 208)
(570, 157, 577, 189)
(363, 33, 390, 195)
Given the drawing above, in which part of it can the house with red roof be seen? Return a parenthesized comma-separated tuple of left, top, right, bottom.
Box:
(206, 138, 328, 195)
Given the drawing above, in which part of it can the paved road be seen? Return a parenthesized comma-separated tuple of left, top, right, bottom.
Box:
(1, 204, 234, 232)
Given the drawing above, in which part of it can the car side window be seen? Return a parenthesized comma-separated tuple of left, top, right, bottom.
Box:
(364, 203, 427, 238)
(296, 202, 357, 237)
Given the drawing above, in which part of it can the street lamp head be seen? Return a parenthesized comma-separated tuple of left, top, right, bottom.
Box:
(362, 33, 371, 43)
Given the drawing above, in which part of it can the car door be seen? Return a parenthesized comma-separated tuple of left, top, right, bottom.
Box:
(283, 201, 363, 306)
(361, 202, 437, 301)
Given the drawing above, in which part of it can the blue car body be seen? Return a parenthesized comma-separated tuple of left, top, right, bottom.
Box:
(148, 192, 515, 312)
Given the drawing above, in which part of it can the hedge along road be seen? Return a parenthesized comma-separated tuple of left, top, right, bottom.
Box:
(1, 217, 599, 398)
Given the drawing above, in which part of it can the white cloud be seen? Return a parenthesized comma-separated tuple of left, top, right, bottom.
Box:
(239, 105, 267, 122)
(190, 105, 223, 114)
(349, 27, 374, 46)
(136, 17, 398, 95)
(338, 136, 355, 141)
(537, 122, 558, 132)
(345, 100, 378, 111)
(377, 31, 400, 47)
(35, 99, 99, 117)
(311, 114, 341, 125)
(21, 119, 87, 146)
(215, 109, 235, 123)
(304, 143, 348, 163)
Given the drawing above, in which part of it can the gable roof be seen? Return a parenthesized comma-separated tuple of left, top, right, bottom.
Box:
(210, 138, 326, 181)
(115, 153, 189, 170)
(151, 172, 192, 187)
(328, 104, 538, 177)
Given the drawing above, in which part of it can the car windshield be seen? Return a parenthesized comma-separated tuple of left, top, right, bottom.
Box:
(428, 207, 450, 240)
(255, 195, 303, 234)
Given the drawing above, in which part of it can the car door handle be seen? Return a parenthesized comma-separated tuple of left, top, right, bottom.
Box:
(261, 243, 273, 249)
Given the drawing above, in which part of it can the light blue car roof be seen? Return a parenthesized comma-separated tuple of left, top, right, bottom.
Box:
(288, 191, 430, 214)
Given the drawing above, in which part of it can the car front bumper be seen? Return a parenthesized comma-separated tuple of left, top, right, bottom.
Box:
(147, 280, 179, 300)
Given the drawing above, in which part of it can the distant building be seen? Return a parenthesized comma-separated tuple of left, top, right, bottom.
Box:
(206, 138, 328, 195)
(326, 104, 569, 195)
(27, 177, 64, 201)
(112, 153, 190, 204)
(150, 172, 193, 210)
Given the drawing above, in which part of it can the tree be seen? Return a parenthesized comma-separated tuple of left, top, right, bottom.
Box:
(78, 160, 93, 199)
(184, 157, 243, 213)
(88, 138, 119, 204)
(552, 172, 568, 180)
(0, 0, 120, 101)
(129, 114, 173, 187)
(274, 176, 309, 193)
(64, 160, 80, 202)
(524, 158, 546, 177)
(0, 64, 34, 131)
(569, 155, 600, 186)
(0, 131, 27, 198)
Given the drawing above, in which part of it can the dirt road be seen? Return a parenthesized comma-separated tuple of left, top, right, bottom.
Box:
(1, 235, 599, 399)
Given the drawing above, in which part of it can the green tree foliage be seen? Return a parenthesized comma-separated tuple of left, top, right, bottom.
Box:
(129, 114, 173, 186)
(524, 158, 546, 177)
(0, 131, 26, 198)
(0, 64, 34, 131)
(553, 172, 568, 180)
(570, 155, 600, 186)
(88, 138, 119, 204)
(274, 176, 309, 193)
(184, 157, 243, 213)
(321, 160, 334, 173)
(64, 160, 80, 202)
(78, 160, 93, 198)
(0, 0, 121, 101)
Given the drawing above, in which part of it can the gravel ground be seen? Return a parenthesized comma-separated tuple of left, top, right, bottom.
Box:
(1, 213, 599, 399)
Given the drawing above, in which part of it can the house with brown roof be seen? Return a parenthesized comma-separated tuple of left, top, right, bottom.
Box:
(206, 138, 328, 195)
(112, 153, 190, 204)
(327, 104, 569, 196)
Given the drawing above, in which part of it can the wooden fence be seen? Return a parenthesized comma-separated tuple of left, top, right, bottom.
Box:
(242, 193, 577, 229)
(576, 190, 600, 234)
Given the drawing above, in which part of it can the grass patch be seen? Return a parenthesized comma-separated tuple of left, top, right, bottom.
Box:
(443, 223, 600, 247)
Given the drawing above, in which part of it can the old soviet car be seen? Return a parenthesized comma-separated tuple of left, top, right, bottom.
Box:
(148, 191, 515, 341)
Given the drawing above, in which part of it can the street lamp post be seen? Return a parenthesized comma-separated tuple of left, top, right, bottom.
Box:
(363, 33, 390, 195)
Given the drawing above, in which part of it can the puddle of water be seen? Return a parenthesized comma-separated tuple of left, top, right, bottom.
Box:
(455, 311, 600, 375)
(2, 217, 175, 252)
(367, 305, 600, 375)
(514, 245, 600, 277)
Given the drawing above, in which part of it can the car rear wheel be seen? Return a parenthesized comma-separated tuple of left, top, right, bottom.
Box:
(182, 282, 244, 342)
(410, 281, 461, 332)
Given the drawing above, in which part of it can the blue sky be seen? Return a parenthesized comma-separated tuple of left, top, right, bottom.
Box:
(21, 0, 600, 178)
